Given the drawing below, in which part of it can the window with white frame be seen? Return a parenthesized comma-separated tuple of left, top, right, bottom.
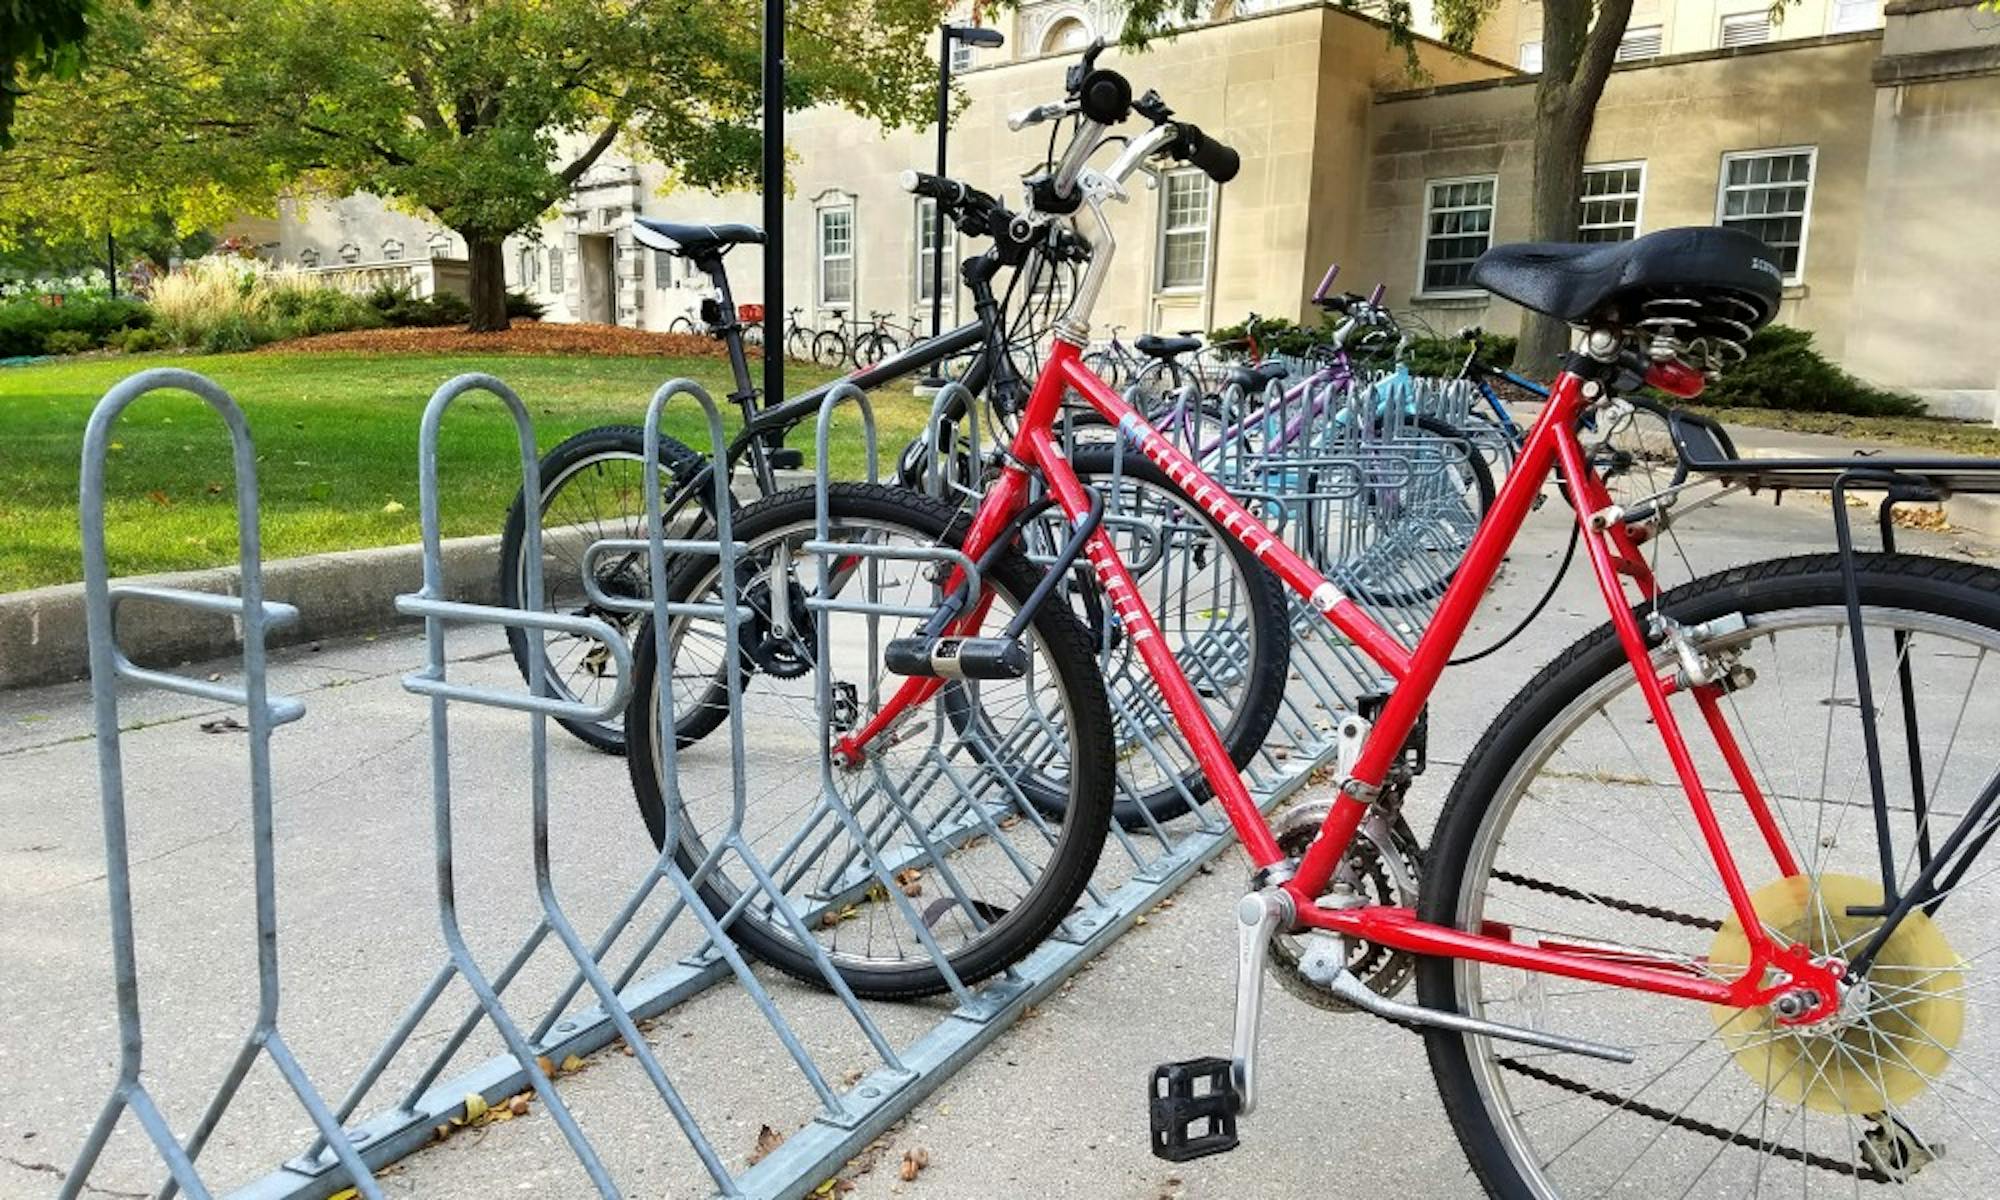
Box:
(1718, 148, 1815, 281)
(428, 233, 455, 258)
(949, 39, 973, 72)
(548, 247, 565, 294)
(298, 247, 320, 268)
(654, 249, 673, 290)
(1420, 176, 1496, 294)
(1518, 40, 1543, 72)
(1579, 162, 1644, 242)
(1830, 0, 1879, 32)
(1157, 168, 1213, 291)
(518, 247, 539, 287)
(381, 238, 404, 261)
(338, 243, 360, 264)
(1719, 11, 1771, 47)
(817, 202, 855, 307)
(1616, 25, 1663, 61)
(914, 198, 956, 303)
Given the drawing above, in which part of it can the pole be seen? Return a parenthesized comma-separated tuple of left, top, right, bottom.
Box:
(107, 233, 117, 301)
(930, 25, 951, 342)
(762, 0, 784, 419)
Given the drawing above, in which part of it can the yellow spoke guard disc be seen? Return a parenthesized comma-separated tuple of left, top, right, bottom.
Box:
(1708, 873, 1966, 1115)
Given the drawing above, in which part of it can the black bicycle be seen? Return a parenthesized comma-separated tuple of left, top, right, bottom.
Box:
(498, 200, 1062, 753)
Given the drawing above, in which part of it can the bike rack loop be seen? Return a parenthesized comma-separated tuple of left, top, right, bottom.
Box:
(48, 360, 1481, 1199)
(64, 368, 381, 1200)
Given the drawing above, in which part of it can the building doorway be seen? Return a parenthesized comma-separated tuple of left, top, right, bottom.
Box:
(578, 234, 614, 324)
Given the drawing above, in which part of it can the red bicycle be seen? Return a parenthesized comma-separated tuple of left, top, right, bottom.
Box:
(627, 49, 2000, 1196)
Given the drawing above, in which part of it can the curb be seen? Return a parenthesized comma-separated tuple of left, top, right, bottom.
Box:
(0, 472, 811, 693)
(0, 533, 506, 691)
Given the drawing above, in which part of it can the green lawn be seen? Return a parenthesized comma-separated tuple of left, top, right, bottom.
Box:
(0, 350, 926, 592)
(1695, 406, 2000, 456)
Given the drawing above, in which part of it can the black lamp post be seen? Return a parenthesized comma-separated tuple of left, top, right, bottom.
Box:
(928, 23, 1005, 342)
(762, 0, 785, 419)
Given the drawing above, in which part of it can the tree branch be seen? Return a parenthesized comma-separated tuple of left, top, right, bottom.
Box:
(555, 117, 624, 187)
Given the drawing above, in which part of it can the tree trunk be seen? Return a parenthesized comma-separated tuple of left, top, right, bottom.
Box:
(1516, 94, 1593, 378)
(1514, 0, 1635, 380)
(466, 233, 510, 333)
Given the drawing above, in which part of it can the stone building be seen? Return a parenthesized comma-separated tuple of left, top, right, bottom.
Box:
(265, 0, 2000, 420)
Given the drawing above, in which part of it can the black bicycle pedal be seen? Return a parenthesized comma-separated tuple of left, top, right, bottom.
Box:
(1148, 1057, 1240, 1162)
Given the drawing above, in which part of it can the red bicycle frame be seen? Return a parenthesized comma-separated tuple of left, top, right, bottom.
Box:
(836, 338, 1839, 1020)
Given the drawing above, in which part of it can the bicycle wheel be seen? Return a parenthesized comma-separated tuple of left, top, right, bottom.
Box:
(498, 425, 713, 755)
(625, 483, 1115, 999)
(786, 327, 814, 362)
(668, 316, 696, 335)
(812, 329, 847, 368)
(1083, 350, 1127, 391)
(1130, 359, 1187, 411)
(855, 331, 898, 368)
(1420, 552, 2000, 1197)
(1322, 414, 1496, 609)
(1013, 444, 1290, 827)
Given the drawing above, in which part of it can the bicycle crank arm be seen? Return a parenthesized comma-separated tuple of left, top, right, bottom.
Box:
(1318, 967, 1635, 1064)
(1148, 890, 1284, 1163)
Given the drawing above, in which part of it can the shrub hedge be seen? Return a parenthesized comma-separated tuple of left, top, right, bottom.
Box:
(0, 296, 153, 357)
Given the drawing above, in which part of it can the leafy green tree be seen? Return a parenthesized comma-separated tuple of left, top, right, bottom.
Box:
(1, 0, 947, 330)
(1, 1, 91, 149)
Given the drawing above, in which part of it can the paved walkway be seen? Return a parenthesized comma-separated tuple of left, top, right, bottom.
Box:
(5, 438, 1998, 1199)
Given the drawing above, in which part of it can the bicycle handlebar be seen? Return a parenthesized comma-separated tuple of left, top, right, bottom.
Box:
(1167, 119, 1241, 184)
(1312, 263, 1340, 303)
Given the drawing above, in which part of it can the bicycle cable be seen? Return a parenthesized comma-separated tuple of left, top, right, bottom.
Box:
(1445, 517, 1580, 667)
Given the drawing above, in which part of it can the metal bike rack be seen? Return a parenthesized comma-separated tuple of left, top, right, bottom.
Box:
(52, 363, 1472, 1199)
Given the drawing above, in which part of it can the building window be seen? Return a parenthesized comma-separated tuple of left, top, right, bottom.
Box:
(1156, 169, 1213, 291)
(1719, 11, 1772, 46)
(1830, 0, 1879, 32)
(1420, 176, 1496, 294)
(338, 243, 360, 264)
(1718, 148, 1815, 281)
(1518, 41, 1543, 72)
(1616, 24, 1663, 61)
(297, 247, 320, 268)
(381, 238, 404, 262)
(518, 247, 539, 286)
(1042, 16, 1091, 54)
(949, 40, 974, 72)
(914, 198, 957, 303)
(654, 249, 675, 290)
(1579, 162, 1644, 242)
(427, 233, 455, 258)
(818, 202, 855, 307)
(548, 247, 566, 294)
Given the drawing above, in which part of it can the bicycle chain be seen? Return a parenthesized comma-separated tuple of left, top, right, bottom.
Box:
(1492, 869, 1722, 933)
(1484, 875, 1896, 1180)
(1493, 1057, 1890, 1183)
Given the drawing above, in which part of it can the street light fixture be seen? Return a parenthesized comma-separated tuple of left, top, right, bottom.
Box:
(927, 23, 1006, 351)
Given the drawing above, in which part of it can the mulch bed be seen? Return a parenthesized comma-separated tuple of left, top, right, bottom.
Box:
(261, 321, 750, 358)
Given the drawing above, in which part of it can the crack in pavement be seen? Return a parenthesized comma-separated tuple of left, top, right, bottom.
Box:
(3, 1153, 148, 1199)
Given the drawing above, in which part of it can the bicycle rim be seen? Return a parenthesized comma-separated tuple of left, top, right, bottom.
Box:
(1428, 566, 2000, 1197)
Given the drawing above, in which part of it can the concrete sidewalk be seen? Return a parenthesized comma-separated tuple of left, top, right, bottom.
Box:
(3, 477, 1996, 1199)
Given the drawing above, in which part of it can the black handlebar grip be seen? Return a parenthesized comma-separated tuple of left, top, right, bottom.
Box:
(1076, 67, 1133, 124)
(899, 169, 962, 204)
(1172, 121, 1240, 185)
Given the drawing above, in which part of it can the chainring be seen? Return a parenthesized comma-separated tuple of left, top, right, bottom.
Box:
(737, 573, 816, 679)
(1267, 799, 1422, 1012)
